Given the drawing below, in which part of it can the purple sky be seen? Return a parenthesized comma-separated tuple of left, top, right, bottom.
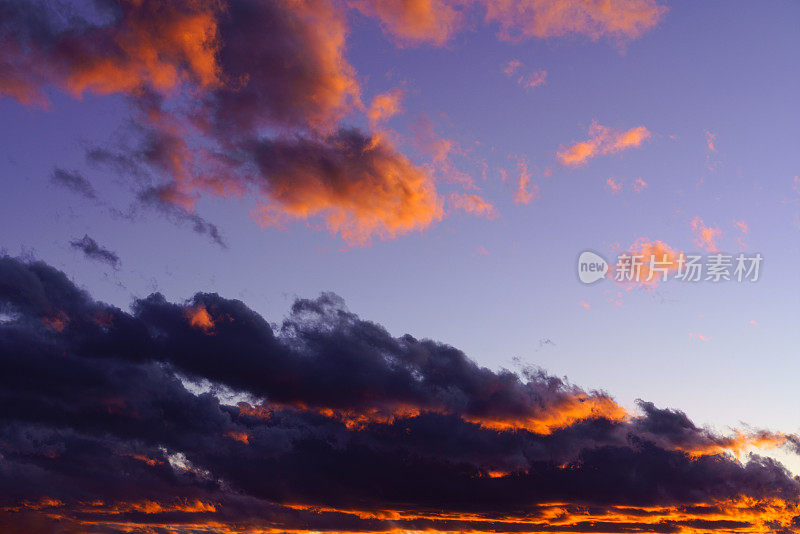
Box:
(2, 0, 799, 469)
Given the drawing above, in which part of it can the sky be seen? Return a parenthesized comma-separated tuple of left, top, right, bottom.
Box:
(1, 0, 800, 532)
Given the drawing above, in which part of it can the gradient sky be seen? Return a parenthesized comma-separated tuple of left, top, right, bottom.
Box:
(2, 1, 800, 530)
(3, 0, 799, 428)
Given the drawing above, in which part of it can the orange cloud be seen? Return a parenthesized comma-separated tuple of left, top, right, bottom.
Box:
(485, 0, 668, 42)
(689, 332, 710, 343)
(224, 430, 249, 444)
(734, 219, 749, 247)
(185, 304, 214, 332)
(632, 177, 647, 193)
(269, 498, 800, 534)
(93, 499, 217, 515)
(691, 216, 722, 253)
(368, 88, 405, 124)
(238, 390, 627, 436)
(65, 5, 222, 97)
(15, 496, 800, 533)
(462, 394, 627, 434)
(351, 0, 667, 48)
(449, 192, 498, 219)
(502, 60, 547, 88)
(251, 131, 444, 247)
(514, 157, 538, 204)
(620, 238, 683, 288)
(0, 0, 224, 106)
(349, 0, 468, 47)
(557, 121, 651, 167)
(677, 429, 790, 458)
(120, 453, 163, 467)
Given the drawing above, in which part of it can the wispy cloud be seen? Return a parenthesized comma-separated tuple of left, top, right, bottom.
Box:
(513, 156, 538, 204)
(557, 121, 651, 167)
(503, 60, 547, 89)
(691, 216, 722, 253)
(449, 192, 498, 220)
(351, 0, 667, 47)
(51, 168, 97, 200)
(502, 59, 522, 75)
(368, 87, 405, 124)
(733, 219, 749, 248)
(69, 235, 120, 269)
(606, 177, 623, 194)
(349, 0, 469, 47)
(485, 0, 668, 42)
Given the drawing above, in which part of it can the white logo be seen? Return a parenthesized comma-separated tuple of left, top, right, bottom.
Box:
(578, 251, 608, 284)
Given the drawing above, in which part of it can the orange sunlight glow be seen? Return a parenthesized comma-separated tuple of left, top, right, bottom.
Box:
(678, 430, 791, 459)
(235, 393, 628, 436)
(224, 430, 250, 444)
(186, 304, 215, 332)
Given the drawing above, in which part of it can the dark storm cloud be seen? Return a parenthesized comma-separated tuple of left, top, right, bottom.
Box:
(51, 168, 98, 200)
(0, 256, 799, 532)
(69, 234, 120, 268)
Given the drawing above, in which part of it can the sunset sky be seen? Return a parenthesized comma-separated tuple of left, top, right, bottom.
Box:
(1, 0, 800, 532)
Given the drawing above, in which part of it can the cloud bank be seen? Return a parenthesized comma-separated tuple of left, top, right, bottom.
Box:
(0, 256, 798, 532)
